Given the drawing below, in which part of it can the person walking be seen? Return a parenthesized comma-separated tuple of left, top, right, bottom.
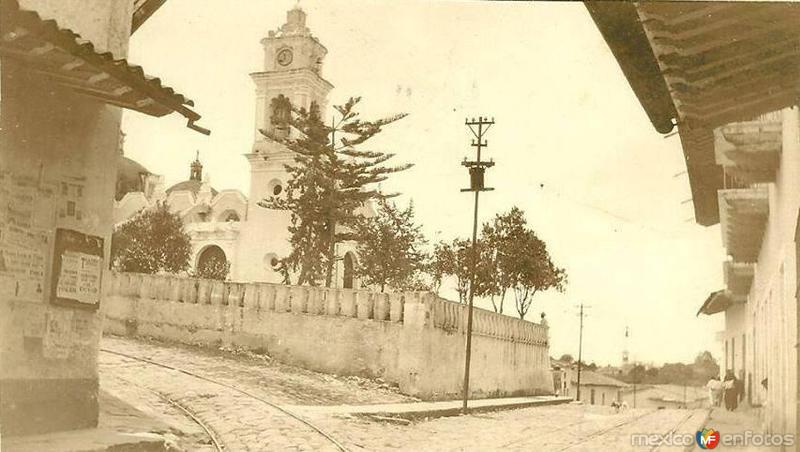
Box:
(706, 376, 722, 408)
(723, 370, 737, 411)
(734, 371, 745, 409)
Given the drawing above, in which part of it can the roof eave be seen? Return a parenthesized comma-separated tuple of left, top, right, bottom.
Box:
(132, 0, 168, 35)
(584, 1, 677, 134)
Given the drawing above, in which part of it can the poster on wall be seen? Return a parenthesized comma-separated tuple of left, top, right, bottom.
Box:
(42, 308, 73, 360)
(50, 228, 104, 310)
(0, 171, 53, 304)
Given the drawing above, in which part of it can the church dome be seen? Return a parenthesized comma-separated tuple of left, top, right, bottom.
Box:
(166, 152, 217, 196)
(166, 179, 218, 196)
(115, 156, 151, 201)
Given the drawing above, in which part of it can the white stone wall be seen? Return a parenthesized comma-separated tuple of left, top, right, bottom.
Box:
(103, 272, 554, 400)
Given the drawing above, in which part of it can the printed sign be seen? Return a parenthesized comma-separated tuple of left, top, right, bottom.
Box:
(0, 171, 55, 304)
(51, 228, 104, 310)
(0, 245, 47, 303)
(42, 308, 73, 360)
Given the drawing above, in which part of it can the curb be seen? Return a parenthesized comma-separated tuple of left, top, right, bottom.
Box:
(355, 397, 572, 422)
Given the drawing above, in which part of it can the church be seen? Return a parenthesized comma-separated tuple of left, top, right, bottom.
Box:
(114, 7, 365, 288)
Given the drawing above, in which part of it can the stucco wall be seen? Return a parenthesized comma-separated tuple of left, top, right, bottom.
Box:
(577, 385, 620, 406)
(1, 0, 133, 436)
(103, 272, 554, 400)
(745, 107, 800, 436)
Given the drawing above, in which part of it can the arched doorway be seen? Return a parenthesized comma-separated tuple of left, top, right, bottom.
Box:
(343, 252, 355, 289)
(196, 245, 229, 280)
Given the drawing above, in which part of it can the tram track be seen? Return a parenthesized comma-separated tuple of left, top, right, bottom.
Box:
(113, 373, 225, 451)
(555, 409, 661, 451)
(648, 409, 700, 452)
(101, 348, 351, 452)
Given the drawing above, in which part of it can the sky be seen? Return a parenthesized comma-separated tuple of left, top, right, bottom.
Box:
(122, 0, 726, 366)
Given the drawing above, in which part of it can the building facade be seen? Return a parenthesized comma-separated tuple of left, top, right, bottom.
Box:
(588, 2, 800, 438)
(114, 8, 365, 288)
(0, 0, 202, 438)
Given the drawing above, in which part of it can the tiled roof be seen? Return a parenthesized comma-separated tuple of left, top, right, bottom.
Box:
(0, 0, 209, 135)
(571, 370, 629, 388)
(587, 2, 800, 226)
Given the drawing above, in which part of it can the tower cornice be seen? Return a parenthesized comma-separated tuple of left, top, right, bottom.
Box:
(249, 69, 334, 91)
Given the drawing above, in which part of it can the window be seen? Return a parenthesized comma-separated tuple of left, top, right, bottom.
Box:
(590, 388, 596, 405)
(343, 252, 355, 289)
(263, 253, 280, 272)
(267, 179, 283, 199)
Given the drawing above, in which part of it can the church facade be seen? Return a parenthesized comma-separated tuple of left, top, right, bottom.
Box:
(114, 8, 362, 288)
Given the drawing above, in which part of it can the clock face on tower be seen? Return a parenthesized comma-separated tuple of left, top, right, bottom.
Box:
(276, 48, 293, 67)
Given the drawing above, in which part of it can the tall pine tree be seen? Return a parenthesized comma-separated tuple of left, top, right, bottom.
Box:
(260, 97, 411, 286)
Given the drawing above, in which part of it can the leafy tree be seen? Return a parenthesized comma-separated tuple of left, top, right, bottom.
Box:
(193, 253, 230, 281)
(478, 207, 528, 313)
(692, 350, 720, 382)
(111, 202, 192, 275)
(629, 364, 647, 384)
(428, 240, 454, 295)
(259, 98, 411, 287)
(353, 197, 427, 292)
(429, 238, 473, 303)
(559, 354, 575, 364)
(511, 229, 566, 320)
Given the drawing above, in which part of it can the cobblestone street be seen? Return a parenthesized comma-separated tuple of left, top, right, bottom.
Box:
(100, 336, 711, 451)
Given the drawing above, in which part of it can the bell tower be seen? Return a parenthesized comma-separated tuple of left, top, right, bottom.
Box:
(250, 6, 332, 155)
(236, 7, 333, 283)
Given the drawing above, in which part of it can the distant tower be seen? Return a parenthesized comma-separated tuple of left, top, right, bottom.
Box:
(622, 326, 630, 368)
(190, 151, 203, 181)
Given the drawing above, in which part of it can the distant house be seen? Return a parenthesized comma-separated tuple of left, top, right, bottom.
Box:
(571, 370, 628, 406)
(551, 360, 628, 405)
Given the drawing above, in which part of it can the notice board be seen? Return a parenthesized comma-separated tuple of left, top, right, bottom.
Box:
(50, 228, 104, 310)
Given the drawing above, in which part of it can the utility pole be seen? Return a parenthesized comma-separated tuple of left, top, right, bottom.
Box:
(460, 116, 495, 413)
(683, 379, 687, 409)
(576, 303, 585, 402)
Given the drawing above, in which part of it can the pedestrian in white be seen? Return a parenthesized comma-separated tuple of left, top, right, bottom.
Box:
(706, 376, 721, 407)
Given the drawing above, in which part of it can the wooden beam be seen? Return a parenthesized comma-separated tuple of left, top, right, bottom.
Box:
(637, 3, 734, 27)
(642, 4, 784, 38)
(660, 36, 800, 78)
(60, 59, 85, 71)
(680, 86, 797, 117)
(28, 42, 54, 56)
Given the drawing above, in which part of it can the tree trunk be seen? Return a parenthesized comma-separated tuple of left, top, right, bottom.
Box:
(499, 288, 506, 314)
(325, 218, 336, 288)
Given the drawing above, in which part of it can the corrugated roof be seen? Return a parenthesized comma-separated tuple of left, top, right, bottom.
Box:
(0, 0, 209, 135)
